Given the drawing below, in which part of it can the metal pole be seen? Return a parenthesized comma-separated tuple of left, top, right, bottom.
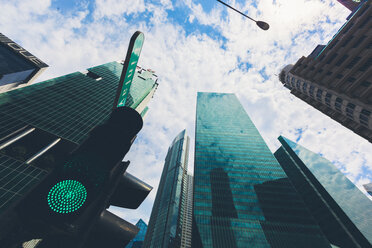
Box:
(216, 0, 257, 22)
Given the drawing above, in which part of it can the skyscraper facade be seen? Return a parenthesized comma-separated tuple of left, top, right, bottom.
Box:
(126, 219, 148, 248)
(192, 92, 331, 248)
(274, 136, 372, 247)
(143, 130, 191, 248)
(0, 61, 158, 243)
(279, 0, 372, 142)
(0, 33, 48, 93)
(337, 0, 361, 11)
(364, 182, 372, 196)
(180, 174, 193, 248)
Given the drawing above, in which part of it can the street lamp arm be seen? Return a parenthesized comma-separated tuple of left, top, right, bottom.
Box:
(216, 0, 256, 22)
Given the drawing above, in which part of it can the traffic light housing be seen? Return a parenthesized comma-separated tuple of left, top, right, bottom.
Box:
(110, 171, 153, 209)
(15, 106, 149, 247)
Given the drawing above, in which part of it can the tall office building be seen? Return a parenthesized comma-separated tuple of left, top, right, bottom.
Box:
(279, 0, 372, 142)
(193, 92, 331, 248)
(126, 219, 148, 248)
(180, 174, 193, 248)
(0, 61, 158, 244)
(0, 33, 48, 93)
(274, 136, 372, 247)
(364, 183, 372, 196)
(337, 0, 361, 11)
(143, 130, 191, 248)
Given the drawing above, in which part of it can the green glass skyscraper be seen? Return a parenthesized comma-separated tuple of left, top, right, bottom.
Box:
(274, 136, 372, 247)
(143, 130, 192, 248)
(0, 61, 158, 243)
(193, 92, 331, 248)
(126, 219, 148, 248)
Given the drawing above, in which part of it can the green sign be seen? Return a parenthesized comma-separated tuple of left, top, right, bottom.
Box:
(114, 31, 145, 108)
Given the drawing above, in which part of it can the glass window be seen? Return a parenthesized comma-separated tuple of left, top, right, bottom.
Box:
(353, 36, 366, 48)
(361, 81, 371, 88)
(347, 77, 356, 83)
(316, 89, 323, 101)
(341, 35, 353, 47)
(325, 93, 332, 107)
(359, 58, 372, 72)
(346, 103, 355, 119)
(296, 80, 301, 89)
(360, 109, 371, 127)
(346, 56, 361, 69)
(335, 55, 348, 66)
(309, 86, 315, 98)
(335, 98, 343, 111)
(326, 54, 337, 64)
(291, 77, 295, 85)
(302, 82, 308, 92)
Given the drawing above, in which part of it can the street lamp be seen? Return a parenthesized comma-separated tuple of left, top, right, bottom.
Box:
(216, 0, 270, 30)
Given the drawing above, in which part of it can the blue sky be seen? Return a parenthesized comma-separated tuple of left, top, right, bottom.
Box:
(1, 0, 371, 224)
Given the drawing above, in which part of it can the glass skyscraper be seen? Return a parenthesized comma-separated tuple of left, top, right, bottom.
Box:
(143, 130, 192, 248)
(180, 174, 193, 248)
(0, 61, 158, 244)
(126, 219, 148, 248)
(274, 136, 372, 247)
(193, 92, 331, 248)
(0, 33, 48, 93)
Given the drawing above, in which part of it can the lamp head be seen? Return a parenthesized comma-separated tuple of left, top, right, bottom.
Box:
(256, 21, 269, 30)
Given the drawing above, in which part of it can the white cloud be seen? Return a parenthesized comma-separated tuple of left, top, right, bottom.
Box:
(94, 0, 146, 19)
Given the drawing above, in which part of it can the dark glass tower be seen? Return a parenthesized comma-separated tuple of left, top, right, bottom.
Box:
(193, 92, 331, 248)
(274, 136, 372, 247)
(143, 130, 191, 248)
(0, 33, 48, 93)
(126, 219, 148, 248)
(0, 61, 158, 243)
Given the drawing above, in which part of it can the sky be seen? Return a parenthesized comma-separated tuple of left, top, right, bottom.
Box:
(1, 0, 371, 225)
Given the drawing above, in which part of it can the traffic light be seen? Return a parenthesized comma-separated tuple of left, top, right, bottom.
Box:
(15, 106, 151, 247)
(5, 31, 152, 248)
(83, 170, 152, 248)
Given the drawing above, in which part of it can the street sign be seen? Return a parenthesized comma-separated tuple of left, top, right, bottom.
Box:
(113, 31, 145, 109)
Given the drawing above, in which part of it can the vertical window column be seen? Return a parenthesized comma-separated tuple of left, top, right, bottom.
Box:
(335, 98, 343, 112)
(345, 103, 355, 119)
(360, 109, 371, 127)
(325, 93, 332, 107)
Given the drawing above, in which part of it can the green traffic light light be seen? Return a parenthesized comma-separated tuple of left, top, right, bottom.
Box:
(47, 180, 87, 214)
